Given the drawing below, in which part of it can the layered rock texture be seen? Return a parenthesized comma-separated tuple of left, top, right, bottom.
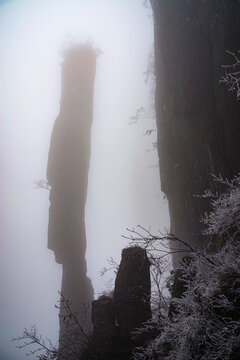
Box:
(82, 247, 152, 360)
(47, 45, 96, 345)
(151, 0, 240, 265)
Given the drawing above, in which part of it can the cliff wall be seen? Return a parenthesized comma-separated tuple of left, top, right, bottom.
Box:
(151, 0, 240, 265)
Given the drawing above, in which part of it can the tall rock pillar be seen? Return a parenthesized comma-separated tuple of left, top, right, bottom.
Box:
(47, 45, 97, 349)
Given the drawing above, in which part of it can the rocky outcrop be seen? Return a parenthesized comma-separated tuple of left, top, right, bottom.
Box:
(114, 247, 152, 340)
(47, 44, 97, 346)
(151, 0, 240, 265)
(92, 296, 116, 335)
(82, 296, 120, 360)
(82, 247, 152, 360)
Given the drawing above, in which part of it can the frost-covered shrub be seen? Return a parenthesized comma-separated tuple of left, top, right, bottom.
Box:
(133, 244, 240, 360)
(132, 176, 240, 360)
(202, 175, 240, 237)
(220, 50, 240, 100)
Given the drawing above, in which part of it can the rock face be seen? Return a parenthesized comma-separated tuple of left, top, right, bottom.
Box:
(47, 45, 97, 346)
(151, 0, 240, 265)
(83, 296, 120, 360)
(114, 247, 152, 340)
(92, 296, 116, 335)
(82, 247, 152, 360)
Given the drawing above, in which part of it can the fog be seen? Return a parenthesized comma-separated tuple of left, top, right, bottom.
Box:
(0, 1, 169, 359)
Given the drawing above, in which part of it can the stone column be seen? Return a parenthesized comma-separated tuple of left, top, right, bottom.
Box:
(47, 44, 97, 352)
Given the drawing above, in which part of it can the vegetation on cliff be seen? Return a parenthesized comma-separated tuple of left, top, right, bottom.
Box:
(132, 175, 240, 360)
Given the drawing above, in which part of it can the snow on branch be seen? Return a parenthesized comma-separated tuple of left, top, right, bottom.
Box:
(201, 174, 240, 236)
(34, 179, 51, 190)
(220, 50, 240, 100)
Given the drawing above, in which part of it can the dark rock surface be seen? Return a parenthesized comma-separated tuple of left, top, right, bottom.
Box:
(92, 295, 116, 334)
(82, 296, 120, 360)
(47, 45, 97, 344)
(82, 247, 152, 360)
(151, 0, 240, 265)
(114, 247, 152, 340)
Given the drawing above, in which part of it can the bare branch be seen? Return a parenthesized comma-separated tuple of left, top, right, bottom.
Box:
(34, 179, 51, 190)
(220, 50, 240, 100)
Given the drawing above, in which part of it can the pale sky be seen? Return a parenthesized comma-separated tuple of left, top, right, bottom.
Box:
(0, 1, 169, 359)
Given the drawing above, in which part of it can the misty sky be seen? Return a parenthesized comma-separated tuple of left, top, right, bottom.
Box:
(0, 1, 169, 359)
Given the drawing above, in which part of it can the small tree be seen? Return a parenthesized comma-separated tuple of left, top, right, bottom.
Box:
(12, 292, 90, 360)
